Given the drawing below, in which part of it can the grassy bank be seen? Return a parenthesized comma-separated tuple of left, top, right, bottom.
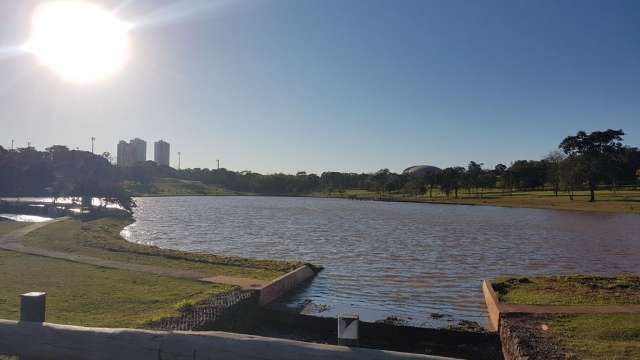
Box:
(315, 188, 640, 214)
(493, 276, 640, 359)
(0, 214, 302, 328)
(493, 275, 640, 305)
(548, 313, 640, 359)
(0, 249, 230, 327)
(124, 176, 640, 214)
(0, 220, 28, 236)
(125, 178, 235, 197)
(23, 216, 302, 280)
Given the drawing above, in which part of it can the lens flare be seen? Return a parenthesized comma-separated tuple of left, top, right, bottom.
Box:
(23, 1, 131, 84)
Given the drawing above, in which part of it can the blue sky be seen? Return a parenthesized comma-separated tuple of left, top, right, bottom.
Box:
(1, 0, 639, 173)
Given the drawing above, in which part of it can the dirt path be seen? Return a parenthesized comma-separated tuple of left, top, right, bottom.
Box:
(0, 218, 268, 290)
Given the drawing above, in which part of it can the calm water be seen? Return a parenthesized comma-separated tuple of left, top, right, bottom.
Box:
(122, 196, 640, 327)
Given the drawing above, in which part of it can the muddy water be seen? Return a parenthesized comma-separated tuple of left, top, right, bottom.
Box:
(122, 196, 640, 327)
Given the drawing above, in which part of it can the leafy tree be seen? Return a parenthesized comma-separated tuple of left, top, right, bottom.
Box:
(559, 156, 586, 200)
(559, 129, 625, 201)
(439, 167, 464, 198)
(509, 160, 546, 190)
(543, 151, 565, 196)
(467, 161, 483, 196)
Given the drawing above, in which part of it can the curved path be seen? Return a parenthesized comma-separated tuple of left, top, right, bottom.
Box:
(0, 218, 267, 290)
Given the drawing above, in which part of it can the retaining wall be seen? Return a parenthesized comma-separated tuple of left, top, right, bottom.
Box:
(147, 289, 257, 331)
(259, 264, 316, 306)
(0, 319, 455, 360)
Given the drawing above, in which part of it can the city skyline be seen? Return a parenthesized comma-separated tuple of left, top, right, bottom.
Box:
(2, 0, 639, 174)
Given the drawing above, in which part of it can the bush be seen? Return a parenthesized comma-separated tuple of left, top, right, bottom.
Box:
(175, 299, 195, 313)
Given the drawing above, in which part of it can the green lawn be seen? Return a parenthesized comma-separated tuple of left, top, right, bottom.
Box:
(548, 314, 640, 359)
(0, 249, 230, 328)
(315, 188, 640, 214)
(0, 221, 28, 237)
(23, 217, 301, 281)
(493, 276, 640, 305)
(126, 177, 234, 196)
(494, 276, 640, 359)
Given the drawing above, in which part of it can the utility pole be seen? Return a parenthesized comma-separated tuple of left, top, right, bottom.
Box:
(11, 139, 14, 150)
(217, 159, 219, 170)
(178, 152, 181, 170)
(91, 137, 95, 154)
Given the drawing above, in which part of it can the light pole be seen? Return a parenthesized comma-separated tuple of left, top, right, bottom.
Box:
(178, 152, 181, 170)
(91, 137, 95, 154)
(11, 139, 14, 150)
(217, 159, 219, 170)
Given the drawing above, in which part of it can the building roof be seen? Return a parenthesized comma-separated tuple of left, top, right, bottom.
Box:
(402, 165, 442, 177)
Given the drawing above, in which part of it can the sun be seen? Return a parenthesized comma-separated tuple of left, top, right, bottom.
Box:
(23, 1, 131, 84)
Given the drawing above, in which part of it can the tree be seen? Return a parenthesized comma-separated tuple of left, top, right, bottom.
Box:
(424, 172, 439, 198)
(559, 129, 625, 202)
(439, 167, 464, 199)
(402, 177, 425, 197)
(559, 156, 586, 200)
(543, 151, 565, 196)
(467, 161, 483, 197)
(509, 160, 546, 191)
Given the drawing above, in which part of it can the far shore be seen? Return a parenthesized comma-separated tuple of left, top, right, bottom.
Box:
(129, 181, 640, 215)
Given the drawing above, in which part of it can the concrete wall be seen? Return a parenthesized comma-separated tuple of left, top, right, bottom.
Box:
(147, 289, 257, 331)
(481, 280, 501, 332)
(0, 319, 456, 360)
(498, 316, 529, 360)
(259, 265, 316, 306)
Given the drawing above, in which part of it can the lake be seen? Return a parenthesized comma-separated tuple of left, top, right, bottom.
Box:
(121, 196, 640, 327)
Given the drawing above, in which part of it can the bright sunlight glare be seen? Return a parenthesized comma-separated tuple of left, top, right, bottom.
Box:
(23, 1, 131, 84)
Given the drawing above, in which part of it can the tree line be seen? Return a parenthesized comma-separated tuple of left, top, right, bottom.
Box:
(121, 129, 640, 202)
(1, 129, 639, 206)
(0, 145, 134, 211)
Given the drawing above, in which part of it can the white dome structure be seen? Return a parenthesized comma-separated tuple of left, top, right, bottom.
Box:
(402, 165, 442, 177)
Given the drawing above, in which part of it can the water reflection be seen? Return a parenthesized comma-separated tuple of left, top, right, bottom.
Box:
(0, 214, 52, 222)
(123, 196, 640, 327)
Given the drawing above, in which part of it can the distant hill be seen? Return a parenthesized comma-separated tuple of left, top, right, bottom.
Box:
(124, 178, 236, 197)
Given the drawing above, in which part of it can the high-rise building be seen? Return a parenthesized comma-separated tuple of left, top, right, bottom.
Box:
(117, 140, 129, 166)
(154, 140, 170, 166)
(116, 138, 147, 167)
(130, 138, 146, 163)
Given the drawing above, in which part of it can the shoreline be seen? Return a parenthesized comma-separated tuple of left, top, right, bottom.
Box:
(131, 191, 640, 215)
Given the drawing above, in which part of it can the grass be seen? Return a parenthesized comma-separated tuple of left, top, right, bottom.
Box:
(0, 249, 231, 328)
(315, 188, 640, 214)
(548, 314, 640, 359)
(494, 276, 640, 358)
(493, 276, 640, 305)
(0, 220, 28, 237)
(126, 178, 234, 197)
(23, 216, 301, 281)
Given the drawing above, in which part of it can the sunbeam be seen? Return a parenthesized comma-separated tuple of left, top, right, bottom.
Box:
(0, 66, 35, 98)
(113, 0, 138, 15)
(130, 0, 233, 30)
(0, 46, 29, 62)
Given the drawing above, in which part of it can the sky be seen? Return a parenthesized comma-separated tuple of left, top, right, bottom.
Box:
(1, 0, 639, 174)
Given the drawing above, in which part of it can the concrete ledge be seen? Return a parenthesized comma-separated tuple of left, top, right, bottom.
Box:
(483, 279, 640, 332)
(259, 265, 316, 306)
(0, 319, 457, 360)
(482, 280, 501, 332)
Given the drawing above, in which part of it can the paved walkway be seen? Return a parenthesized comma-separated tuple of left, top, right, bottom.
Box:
(0, 218, 268, 290)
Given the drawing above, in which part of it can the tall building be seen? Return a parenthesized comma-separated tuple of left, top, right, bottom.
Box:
(117, 140, 129, 166)
(116, 138, 147, 167)
(130, 138, 146, 163)
(154, 140, 170, 166)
